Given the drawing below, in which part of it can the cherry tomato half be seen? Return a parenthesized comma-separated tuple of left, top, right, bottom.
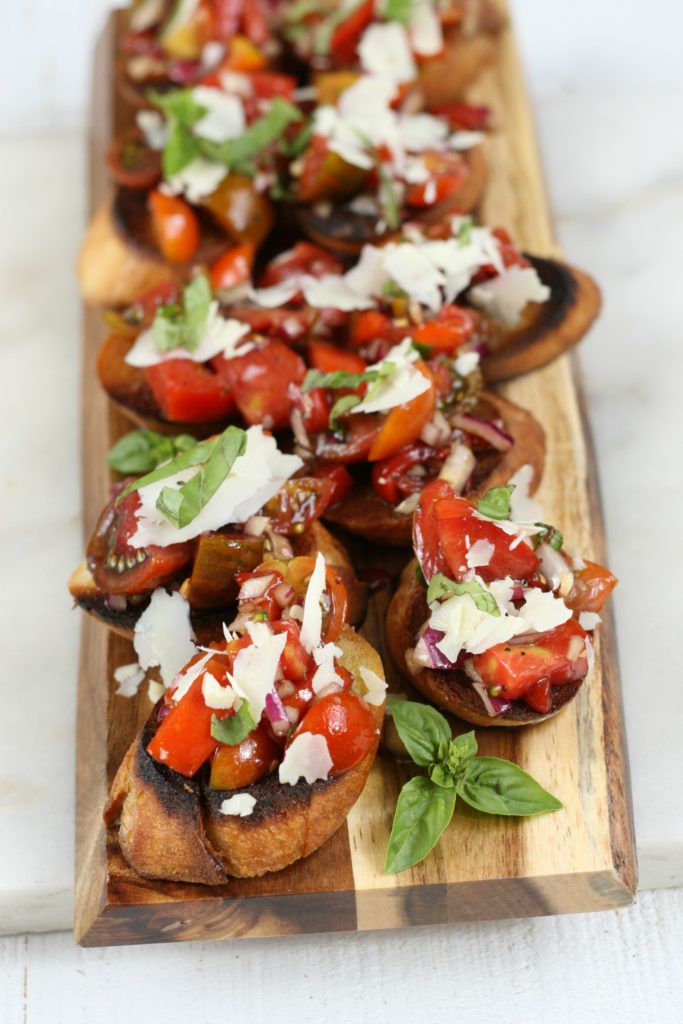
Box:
(291, 692, 377, 776)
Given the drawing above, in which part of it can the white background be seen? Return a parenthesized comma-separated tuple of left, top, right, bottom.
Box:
(1, 1, 683, 1021)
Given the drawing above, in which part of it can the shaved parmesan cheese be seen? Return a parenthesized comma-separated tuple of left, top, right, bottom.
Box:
(400, 113, 449, 152)
(219, 793, 256, 817)
(508, 464, 543, 523)
(165, 155, 226, 203)
(383, 245, 445, 311)
(311, 643, 344, 694)
(147, 679, 165, 703)
(113, 662, 145, 698)
(303, 276, 375, 312)
(278, 733, 333, 786)
(248, 279, 302, 308)
(454, 351, 480, 376)
(300, 552, 327, 653)
(395, 491, 421, 515)
(312, 76, 399, 170)
(358, 23, 417, 83)
(359, 666, 387, 706)
(133, 590, 197, 686)
(130, 426, 303, 548)
(355, 338, 430, 414)
(579, 611, 602, 631)
(449, 130, 484, 151)
(201, 671, 236, 710)
(136, 110, 167, 151)
(466, 539, 494, 569)
(200, 41, 226, 70)
(228, 621, 287, 720)
(469, 265, 550, 326)
(518, 588, 572, 633)
(125, 305, 251, 367)
(192, 87, 246, 143)
(408, 0, 443, 56)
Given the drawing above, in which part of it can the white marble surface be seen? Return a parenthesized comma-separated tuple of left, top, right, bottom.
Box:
(0, 4, 682, 1013)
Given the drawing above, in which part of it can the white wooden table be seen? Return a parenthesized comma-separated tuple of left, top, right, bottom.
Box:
(1, 0, 682, 1019)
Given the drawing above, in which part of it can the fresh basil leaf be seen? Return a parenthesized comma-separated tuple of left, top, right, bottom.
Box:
(425, 573, 500, 616)
(388, 699, 452, 768)
(458, 216, 474, 247)
(428, 763, 456, 789)
(108, 430, 197, 475)
(122, 436, 218, 497)
(163, 119, 200, 177)
(149, 88, 208, 125)
(457, 756, 563, 816)
(329, 393, 361, 432)
(379, 167, 400, 230)
(384, 776, 456, 873)
(152, 274, 212, 353)
(476, 485, 514, 521)
(303, 367, 372, 392)
(210, 701, 256, 746)
(534, 522, 564, 551)
(155, 426, 247, 528)
(383, 0, 414, 24)
(200, 99, 302, 170)
(280, 120, 313, 158)
(449, 730, 478, 764)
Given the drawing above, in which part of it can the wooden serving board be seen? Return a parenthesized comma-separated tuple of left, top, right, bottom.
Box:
(74, 5, 637, 946)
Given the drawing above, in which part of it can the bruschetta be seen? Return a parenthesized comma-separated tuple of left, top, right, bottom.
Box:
(386, 475, 617, 725)
(104, 553, 386, 882)
(69, 425, 365, 639)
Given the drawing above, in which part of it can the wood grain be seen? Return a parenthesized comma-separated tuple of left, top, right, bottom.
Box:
(74, 4, 636, 947)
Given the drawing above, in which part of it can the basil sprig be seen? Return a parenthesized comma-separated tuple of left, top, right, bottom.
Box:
(533, 522, 565, 551)
(152, 274, 212, 353)
(426, 572, 500, 615)
(108, 429, 197, 475)
(303, 352, 406, 430)
(476, 485, 514, 520)
(210, 701, 256, 746)
(122, 425, 247, 529)
(383, 0, 414, 24)
(385, 700, 562, 873)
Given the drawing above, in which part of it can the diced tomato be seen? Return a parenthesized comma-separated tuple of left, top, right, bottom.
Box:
(435, 494, 540, 582)
(314, 464, 354, 507)
(371, 443, 449, 506)
(221, 34, 268, 71)
(290, 383, 331, 434)
(147, 672, 220, 777)
(271, 620, 313, 682)
(296, 135, 368, 204)
(471, 619, 589, 705)
(292, 692, 377, 775)
(412, 306, 476, 352)
(241, 0, 271, 45)
(278, 557, 348, 644)
(212, 0, 244, 41)
(565, 560, 618, 614)
(329, 0, 375, 64)
(213, 341, 306, 429)
(349, 310, 394, 348)
(107, 134, 161, 189)
(209, 721, 280, 789)
(260, 242, 344, 289)
(308, 342, 366, 375)
(209, 243, 255, 292)
(315, 415, 381, 464)
(428, 103, 491, 131)
(367, 366, 435, 461)
(149, 190, 200, 263)
(248, 71, 297, 100)
(228, 305, 317, 342)
(87, 489, 193, 596)
(145, 359, 235, 423)
(413, 478, 454, 580)
(404, 151, 468, 208)
(262, 477, 335, 535)
(523, 678, 552, 714)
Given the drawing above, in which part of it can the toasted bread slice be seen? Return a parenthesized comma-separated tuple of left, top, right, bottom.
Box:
(323, 392, 545, 546)
(386, 565, 584, 727)
(482, 258, 602, 383)
(104, 626, 385, 882)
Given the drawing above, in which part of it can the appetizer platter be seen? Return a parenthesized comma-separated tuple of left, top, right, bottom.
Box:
(74, 1, 636, 947)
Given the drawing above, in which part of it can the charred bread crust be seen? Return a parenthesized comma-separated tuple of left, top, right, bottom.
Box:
(417, 0, 505, 107)
(105, 627, 385, 882)
(386, 564, 583, 727)
(323, 391, 545, 546)
(294, 146, 486, 258)
(77, 192, 230, 308)
(69, 521, 366, 641)
(482, 258, 602, 383)
(77, 203, 177, 308)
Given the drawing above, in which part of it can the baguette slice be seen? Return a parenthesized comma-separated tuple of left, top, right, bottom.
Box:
(104, 626, 385, 882)
(386, 564, 584, 727)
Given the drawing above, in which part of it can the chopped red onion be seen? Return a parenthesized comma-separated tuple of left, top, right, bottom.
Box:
(238, 573, 275, 602)
(471, 682, 512, 717)
(413, 627, 454, 669)
(538, 543, 573, 593)
(438, 442, 476, 492)
(265, 691, 290, 736)
(105, 593, 128, 612)
(244, 515, 269, 537)
(273, 582, 296, 608)
(450, 413, 513, 451)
